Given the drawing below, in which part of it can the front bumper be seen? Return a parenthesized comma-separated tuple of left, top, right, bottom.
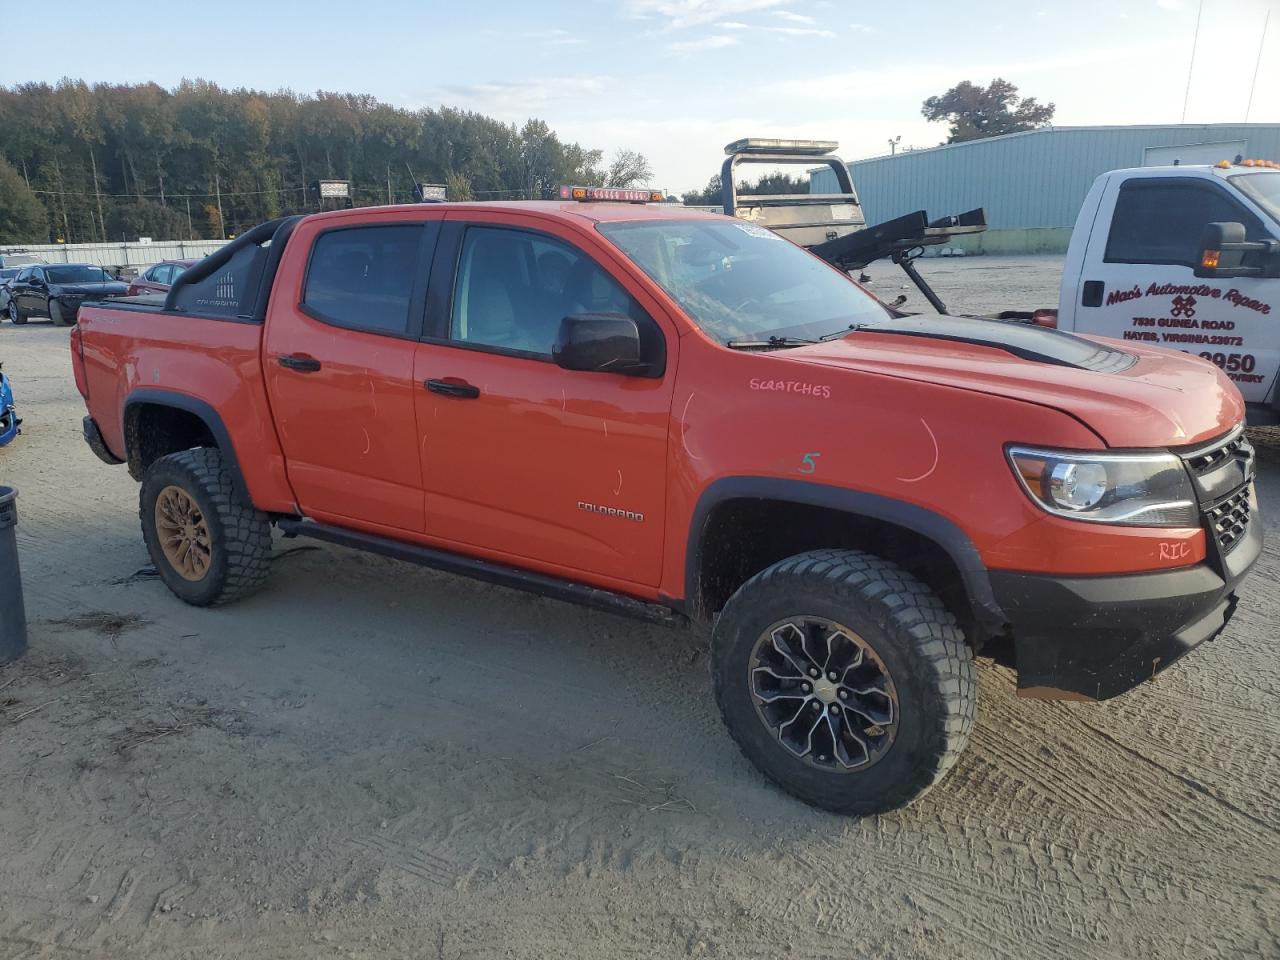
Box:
(991, 508, 1262, 701)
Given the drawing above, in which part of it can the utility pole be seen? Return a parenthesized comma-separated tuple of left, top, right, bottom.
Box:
(387, 163, 393, 205)
(186, 197, 194, 240)
(214, 171, 226, 240)
(20, 159, 29, 189)
(89, 146, 106, 242)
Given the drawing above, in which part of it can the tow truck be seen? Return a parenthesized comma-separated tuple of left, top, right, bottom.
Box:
(734, 139, 1280, 421)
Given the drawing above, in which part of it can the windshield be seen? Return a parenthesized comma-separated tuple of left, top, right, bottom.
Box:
(598, 219, 888, 342)
(47, 265, 111, 284)
(1230, 171, 1280, 225)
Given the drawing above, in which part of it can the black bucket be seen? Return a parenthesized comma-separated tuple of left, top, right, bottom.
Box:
(0, 486, 28, 664)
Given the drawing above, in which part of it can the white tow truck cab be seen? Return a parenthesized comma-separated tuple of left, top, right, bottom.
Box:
(1057, 159, 1280, 424)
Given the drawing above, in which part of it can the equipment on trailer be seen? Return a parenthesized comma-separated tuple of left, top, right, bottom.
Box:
(721, 138, 987, 314)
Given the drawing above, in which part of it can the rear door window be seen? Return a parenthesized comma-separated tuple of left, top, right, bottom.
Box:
(302, 224, 424, 336)
(1104, 178, 1266, 267)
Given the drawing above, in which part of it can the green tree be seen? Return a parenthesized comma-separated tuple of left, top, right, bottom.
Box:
(604, 149, 653, 188)
(0, 156, 48, 241)
(922, 78, 1055, 144)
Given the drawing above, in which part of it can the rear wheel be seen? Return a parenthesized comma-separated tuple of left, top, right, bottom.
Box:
(711, 548, 976, 814)
(8, 301, 24, 324)
(139, 447, 272, 606)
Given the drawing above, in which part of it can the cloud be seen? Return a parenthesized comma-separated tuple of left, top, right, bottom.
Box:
(525, 28, 585, 46)
(666, 34, 740, 54)
(773, 10, 816, 24)
(625, 0, 792, 29)
(431, 75, 613, 117)
(1155, 0, 1184, 8)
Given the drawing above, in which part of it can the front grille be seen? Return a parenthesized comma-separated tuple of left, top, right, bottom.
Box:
(1184, 429, 1249, 475)
(1177, 425, 1255, 558)
(1207, 487, 1252, 553)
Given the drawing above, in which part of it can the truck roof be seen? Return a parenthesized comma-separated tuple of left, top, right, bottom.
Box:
(302, 200, 724, 227)
(1106, 163, 1280, 181)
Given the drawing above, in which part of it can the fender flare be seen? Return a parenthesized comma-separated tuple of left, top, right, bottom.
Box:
(684, 476, 1005, 627)
(121, 389, 250, 501)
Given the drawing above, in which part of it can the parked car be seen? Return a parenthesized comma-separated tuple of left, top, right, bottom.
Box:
(0, 268, 22, 315)
(126, 258, 200, 297)
(72, 197, 1259, 814)
(0, 360, 18, 446)
(7, 263, 128, 325)
(0, 252, 44, 269)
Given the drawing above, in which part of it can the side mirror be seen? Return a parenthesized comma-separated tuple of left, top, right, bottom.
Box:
(1194, 221, 1280, 278)
(29, 275, 45, 287)
(553, 313, 646, 374)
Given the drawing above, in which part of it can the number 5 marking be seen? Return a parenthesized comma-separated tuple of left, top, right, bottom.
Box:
(799, 452, 821, 475)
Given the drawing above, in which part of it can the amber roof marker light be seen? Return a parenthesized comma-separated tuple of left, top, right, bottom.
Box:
(559, 185, 664, 204)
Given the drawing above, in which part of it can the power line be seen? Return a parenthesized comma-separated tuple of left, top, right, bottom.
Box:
(1246, 8, 1270, 122)
(1181, 0, 1204, 124)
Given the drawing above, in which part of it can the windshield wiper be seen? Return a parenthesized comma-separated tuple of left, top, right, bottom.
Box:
(817, 322, 867, 342)
(725, 335, 817, 350)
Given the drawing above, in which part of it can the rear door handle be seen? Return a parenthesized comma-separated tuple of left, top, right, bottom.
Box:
(278, 354, 322, 372)
(425, 378, 480, 399)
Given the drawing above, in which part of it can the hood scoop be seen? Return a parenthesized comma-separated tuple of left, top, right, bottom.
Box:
(859, 316, 1136, 374)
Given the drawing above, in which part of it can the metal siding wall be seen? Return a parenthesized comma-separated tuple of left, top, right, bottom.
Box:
(817, 125, 1280, 230)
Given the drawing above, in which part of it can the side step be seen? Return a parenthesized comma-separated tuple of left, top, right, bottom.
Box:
(276, 518, 683, 626)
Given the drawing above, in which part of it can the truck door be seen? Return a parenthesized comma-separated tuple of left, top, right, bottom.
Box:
(1072, 175, 1278, 404)
(412, 217, 676, 587)
(263, 218, 438, 532)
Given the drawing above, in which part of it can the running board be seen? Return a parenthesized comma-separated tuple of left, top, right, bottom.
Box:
(275, 518, 683, 626)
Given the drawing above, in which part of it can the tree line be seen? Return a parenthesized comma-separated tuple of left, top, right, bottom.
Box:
(0, 79, 655, 244)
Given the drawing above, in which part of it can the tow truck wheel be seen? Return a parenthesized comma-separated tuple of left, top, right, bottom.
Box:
(49, 300, 71, 326)
(711, 548, 975, 814)
(139, 447, 272, 607)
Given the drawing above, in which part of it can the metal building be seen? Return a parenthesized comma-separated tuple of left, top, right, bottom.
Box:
(811, 123, 1280, 253)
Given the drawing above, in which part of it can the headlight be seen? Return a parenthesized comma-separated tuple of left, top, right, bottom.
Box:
(1007, 446, 1198, 526)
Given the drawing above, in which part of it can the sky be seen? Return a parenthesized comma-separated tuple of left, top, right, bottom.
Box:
(2, 0, 1277, 194)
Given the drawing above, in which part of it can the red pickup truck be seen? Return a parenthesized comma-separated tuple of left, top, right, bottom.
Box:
(72, 192, 1261, 814)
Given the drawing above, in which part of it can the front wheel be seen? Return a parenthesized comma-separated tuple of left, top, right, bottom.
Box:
(8, 301, 24, 324)
(49, 300, 72, 326)
(139, 447, 272, 606)
(711, 549, 976, 815)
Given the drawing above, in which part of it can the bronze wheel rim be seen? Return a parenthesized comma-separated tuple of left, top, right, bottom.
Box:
(155, 485, 212, 582)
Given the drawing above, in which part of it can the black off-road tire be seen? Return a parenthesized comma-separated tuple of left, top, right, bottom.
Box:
(139, 447, 272, 606)
(49, 300, 72, 326)
(8, 301, 24, 324)
(711, 548, 976, 815)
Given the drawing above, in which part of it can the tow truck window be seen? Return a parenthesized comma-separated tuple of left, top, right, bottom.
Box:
(598, 219, 888, 343)
(302, 224, 422, 335)
(450, 226, 649, 358)
(1230, 172, 1280, 224)
(1104, 179, 1265, 267)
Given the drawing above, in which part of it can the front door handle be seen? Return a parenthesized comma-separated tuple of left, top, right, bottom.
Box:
(278, 354, 322, 373)
(425, 378, 480, 399)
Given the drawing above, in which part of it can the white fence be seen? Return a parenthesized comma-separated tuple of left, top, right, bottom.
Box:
(0, 239, 226, 268)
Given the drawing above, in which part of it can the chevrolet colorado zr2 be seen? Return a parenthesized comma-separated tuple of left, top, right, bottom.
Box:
(71, 188, 1261, 813)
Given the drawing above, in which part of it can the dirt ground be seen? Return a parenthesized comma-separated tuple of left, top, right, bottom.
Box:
(1, 256, 1278, 959)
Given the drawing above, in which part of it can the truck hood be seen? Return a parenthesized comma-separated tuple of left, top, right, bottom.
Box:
(790, 316, 1242, 448)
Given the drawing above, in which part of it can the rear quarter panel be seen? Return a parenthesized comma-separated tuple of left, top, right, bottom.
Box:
(77, 304, 296, 512)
